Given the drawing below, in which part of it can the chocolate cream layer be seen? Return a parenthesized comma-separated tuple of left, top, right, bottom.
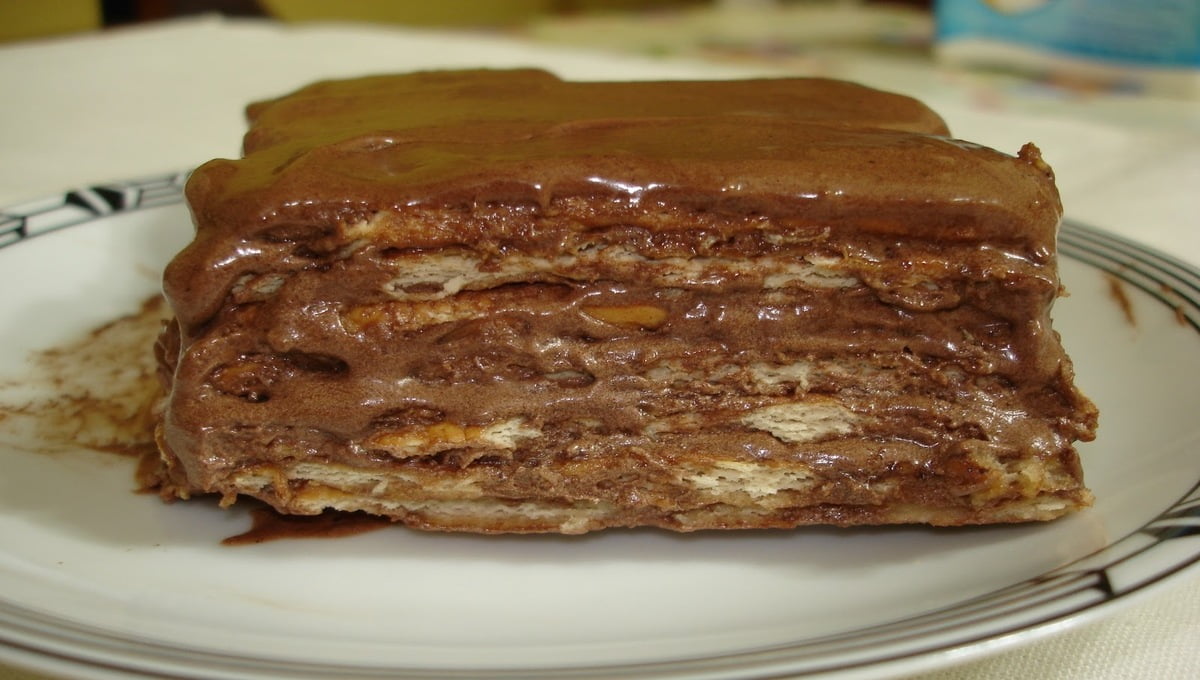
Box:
(153, 70, 1096, 528)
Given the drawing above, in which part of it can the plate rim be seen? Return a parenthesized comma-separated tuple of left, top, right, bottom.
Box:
(2, 175, 1198, 680)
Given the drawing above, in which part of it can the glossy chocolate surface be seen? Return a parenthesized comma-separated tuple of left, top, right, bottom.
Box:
(170, 70, 1061, 330)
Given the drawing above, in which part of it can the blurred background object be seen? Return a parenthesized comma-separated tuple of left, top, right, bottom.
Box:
(526, 0, 933, 67)
(935, 0, 1200, 97)
(0, 0, 100, 42)
(0, 1, 1191, 112)
(1, 1, 930, 38)
(94, 0, 718, 29)
(255, 0, 713, 27)
(101, 0, 267, 24)
(3, 0, 1191, 105)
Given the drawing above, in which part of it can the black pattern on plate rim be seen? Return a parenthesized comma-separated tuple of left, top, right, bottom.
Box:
(0, 172, 188, 250)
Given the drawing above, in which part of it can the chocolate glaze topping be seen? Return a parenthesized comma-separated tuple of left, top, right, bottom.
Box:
(170, 69, 1060, 332)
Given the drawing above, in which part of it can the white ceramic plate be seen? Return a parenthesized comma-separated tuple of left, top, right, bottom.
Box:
(1, 175, 1198, 680)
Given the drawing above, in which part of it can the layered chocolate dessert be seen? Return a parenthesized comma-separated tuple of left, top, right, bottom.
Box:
(149, 69, 1097, 533)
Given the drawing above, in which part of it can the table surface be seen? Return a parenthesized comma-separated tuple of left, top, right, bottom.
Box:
(0, 10, 1197, 680)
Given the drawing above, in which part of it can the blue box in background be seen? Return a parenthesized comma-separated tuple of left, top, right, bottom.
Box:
(934, 0, 1200, 96)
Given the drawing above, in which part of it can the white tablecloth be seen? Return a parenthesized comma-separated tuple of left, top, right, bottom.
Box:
(1, 14, 1197, 680)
